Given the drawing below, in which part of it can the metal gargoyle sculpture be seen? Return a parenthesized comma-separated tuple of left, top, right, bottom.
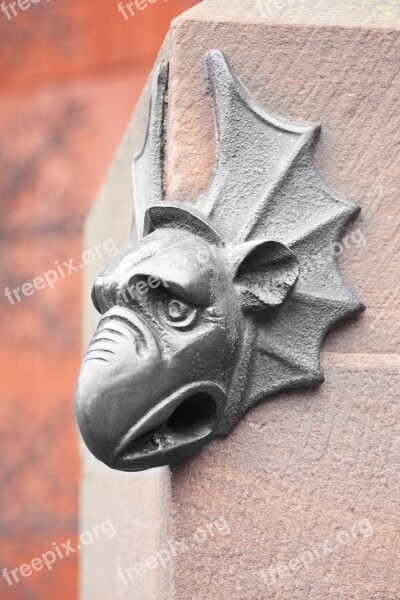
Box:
(75, 51, 363, 471)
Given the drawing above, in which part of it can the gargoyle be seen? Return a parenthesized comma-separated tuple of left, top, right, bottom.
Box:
(75, 51, 363, 471)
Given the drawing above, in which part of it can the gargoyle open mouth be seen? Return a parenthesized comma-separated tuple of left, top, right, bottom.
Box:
(111, 383, 226, 471)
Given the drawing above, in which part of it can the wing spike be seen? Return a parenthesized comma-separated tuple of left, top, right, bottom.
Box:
(200, 50, 321, 241)
(241, 348, 324, 413)
(286, 201, 358, 249)
(240, 127, 320, 242)
(131, 60, 169, 242)
(257, 344, 323, 380)
(206, 49, 315, 143)
(291, 289, 364, 314)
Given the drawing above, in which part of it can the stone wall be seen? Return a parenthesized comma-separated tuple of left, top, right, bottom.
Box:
(81, 1, 400, 598)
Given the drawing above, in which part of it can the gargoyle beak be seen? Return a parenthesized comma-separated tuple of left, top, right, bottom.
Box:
(75, 306, 227, 471)
(75, 306, 162, 465)
(110, 382, 226, 471)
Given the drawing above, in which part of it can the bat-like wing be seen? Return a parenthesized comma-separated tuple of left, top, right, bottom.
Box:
(202, 51, 363, 414)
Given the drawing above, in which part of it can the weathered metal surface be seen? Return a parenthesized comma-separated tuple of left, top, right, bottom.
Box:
(75, 50, 363, 471)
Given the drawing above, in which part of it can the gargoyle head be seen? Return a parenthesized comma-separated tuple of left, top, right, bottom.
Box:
(75, 205, 299, 470)
(75, 50, 363, 472)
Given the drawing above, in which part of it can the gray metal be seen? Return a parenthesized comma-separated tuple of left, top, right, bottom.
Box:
(75, 51, 364, 472)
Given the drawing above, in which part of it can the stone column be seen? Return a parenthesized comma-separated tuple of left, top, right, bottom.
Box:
(80, 1, 400, 598)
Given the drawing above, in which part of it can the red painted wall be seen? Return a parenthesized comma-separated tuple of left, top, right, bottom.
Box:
(0, 1, 199, 598)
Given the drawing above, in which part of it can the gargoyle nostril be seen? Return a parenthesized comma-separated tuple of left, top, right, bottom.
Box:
(98, 314, 148, 357)
(83, 314, 149, 365)
(94, 326, 130, 341)
(83, 341, 117, 363)
(82, 357, 109, 363)
(85, 348, 117, 357)
(89, 337, 118, 345)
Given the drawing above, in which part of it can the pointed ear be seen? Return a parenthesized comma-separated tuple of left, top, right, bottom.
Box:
(233, 241, 299, 312)
(144, 203, 223, 245)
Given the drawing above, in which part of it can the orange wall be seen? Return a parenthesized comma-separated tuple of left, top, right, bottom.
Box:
(0, 1, 199, 598)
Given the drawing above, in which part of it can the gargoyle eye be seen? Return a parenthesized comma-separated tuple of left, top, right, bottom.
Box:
(164, 298, 197, 329)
